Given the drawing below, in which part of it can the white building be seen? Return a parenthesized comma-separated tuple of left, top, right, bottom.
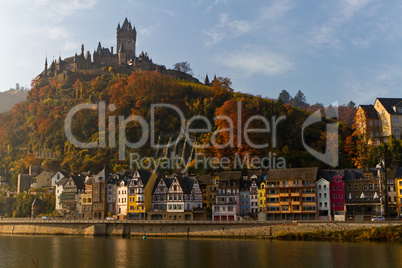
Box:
(117, 180, 128, 218)
(316, 178, 331, 220)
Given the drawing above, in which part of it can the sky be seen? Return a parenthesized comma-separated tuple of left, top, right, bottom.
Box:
(1, 0, 402, 106)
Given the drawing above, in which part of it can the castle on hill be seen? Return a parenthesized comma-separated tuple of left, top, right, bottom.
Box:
(39, 18, 178, 79)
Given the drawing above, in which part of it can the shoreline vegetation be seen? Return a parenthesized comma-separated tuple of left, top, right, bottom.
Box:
(274, 226, 402, 242)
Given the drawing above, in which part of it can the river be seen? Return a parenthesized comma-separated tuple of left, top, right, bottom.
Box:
(0, 235, 401, 267)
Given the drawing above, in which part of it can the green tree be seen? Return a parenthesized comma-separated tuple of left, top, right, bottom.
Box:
(278, 90, 291, 104)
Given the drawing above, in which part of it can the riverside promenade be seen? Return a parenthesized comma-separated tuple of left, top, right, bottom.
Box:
(0, 219, 401, 238)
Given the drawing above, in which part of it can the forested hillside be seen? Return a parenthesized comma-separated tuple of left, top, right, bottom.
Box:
(0, 68, 381, 188)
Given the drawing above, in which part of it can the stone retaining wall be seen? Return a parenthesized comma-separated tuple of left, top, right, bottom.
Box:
(0, 220, 401, 238)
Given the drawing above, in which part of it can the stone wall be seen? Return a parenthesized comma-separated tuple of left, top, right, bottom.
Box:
(0, 220, 401, 238)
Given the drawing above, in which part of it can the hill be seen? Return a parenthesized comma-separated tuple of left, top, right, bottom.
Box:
(0, 69, 356, 187)
(0, 90, 28, 113)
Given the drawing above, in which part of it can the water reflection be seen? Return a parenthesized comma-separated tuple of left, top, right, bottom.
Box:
(1, 235, 402, 267)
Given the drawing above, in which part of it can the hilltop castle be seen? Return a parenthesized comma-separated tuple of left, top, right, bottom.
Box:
(39, 18, 168, 78)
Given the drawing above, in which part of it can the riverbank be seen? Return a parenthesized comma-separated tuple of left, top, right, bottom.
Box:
(274, 225, 402, 242)
(1, 220, 402, 240)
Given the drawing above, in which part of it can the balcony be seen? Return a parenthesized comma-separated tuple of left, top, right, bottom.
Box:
(279, 201, 290, 205)
(291, 201, 300, 205)
(290, 192, 300, 197)
(345, 199, 381, 204)
(279, 193, 289, 197)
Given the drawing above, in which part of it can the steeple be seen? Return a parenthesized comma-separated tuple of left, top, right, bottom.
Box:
(204, 74, 210, 85)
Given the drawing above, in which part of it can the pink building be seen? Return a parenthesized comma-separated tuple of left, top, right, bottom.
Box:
(330, 174, 345, 221)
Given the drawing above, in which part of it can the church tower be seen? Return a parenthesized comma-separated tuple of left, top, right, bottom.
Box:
(116, 18, 136, 64)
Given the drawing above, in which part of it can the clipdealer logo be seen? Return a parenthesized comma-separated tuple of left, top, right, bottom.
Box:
(64, 101, 339, 169)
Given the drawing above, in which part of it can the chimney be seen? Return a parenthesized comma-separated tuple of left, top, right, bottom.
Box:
(111, 46, 114, 54)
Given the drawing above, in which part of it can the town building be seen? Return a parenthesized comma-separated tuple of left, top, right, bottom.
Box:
(212, 171, 241, 221)
(344, 168, 386, 221)
(265, 168, 318, 221)
(127, 170, 153, 220)
(92, 169, 108, 219)
(82, 177, 93, 219)
(356, 98, 402, 145)
(355, 105, 382, 145)
(395, 168, 402, 219)
(316, 178, 331, 220)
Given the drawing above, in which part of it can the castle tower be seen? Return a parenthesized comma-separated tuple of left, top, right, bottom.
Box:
(44, 58, 48, 77)
(116, 18, 136, 64)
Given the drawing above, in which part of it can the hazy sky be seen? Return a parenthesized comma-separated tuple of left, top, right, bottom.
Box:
(1, 0, 402, 105)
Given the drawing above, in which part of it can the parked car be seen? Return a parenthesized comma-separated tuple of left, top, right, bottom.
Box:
(371, 216, 386, 221)
(106, 217, 117, 221)
(41, 216, 49, 220)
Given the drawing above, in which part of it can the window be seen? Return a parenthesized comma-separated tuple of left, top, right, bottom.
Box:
(364, 184, 368, 191)
(369, 184, 373, 191)
(339, 186, 342, 191)
(393, 117, 400, 123)
(324, 185, 327, 189)
(334, 202, 337, 207)
(398, 107, 402, 113)
(319, 185, 322, 189)
(382, 110, 385, 115)
(334, 194, 337, 199)
(319, 202, 322, 207)
(324, 202, 328, 208)
(339, 194, 342, 199)
(333, 186, 337, 191)
(324, 193, 327, 198)
(339, 202, 343, 207)
(319, 193, 322, 198)
(347, 185, 351, 191)
(354, 185, 358, 191)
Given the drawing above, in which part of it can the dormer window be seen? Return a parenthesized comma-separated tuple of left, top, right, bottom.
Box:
(398, 107, 402, 113)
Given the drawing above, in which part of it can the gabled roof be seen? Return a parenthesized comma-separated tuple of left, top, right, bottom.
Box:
(394, 167, 402, 179)
(96, 167, 110, 180)
(56, 177, 69, 186)
(219, 171, 242, 181)
(70, 174, 85, 189)
(317, 169, 345, 182)
(247, 169, 268, 179)
(376, 98, 402, 115)
(135, 170, 152, 186)
(196, 174, 213, 185)
(240, 180, 253, 191)
(51, 171, 69, 179)
(358, 105, 379, 119)
(267, 167, 318, 180)
(343, 169, 364, 181)
(35, 171, 55, 181)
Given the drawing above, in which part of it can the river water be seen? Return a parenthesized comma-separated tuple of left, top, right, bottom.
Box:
(0, 235, 401, 267)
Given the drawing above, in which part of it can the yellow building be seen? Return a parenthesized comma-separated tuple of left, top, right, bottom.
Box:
(197, 174, 219, 209)
(354, 105, 382, 145)
(127, 170, 158, 220)
(265, 168, 318, 221)
(357, 98, 402, 145)
(395, 172, 402, 218)
(206, 176, 219, 209)
(258, 181, 266, 213)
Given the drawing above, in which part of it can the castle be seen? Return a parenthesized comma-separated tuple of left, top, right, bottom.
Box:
(39, 18, 167, 78)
